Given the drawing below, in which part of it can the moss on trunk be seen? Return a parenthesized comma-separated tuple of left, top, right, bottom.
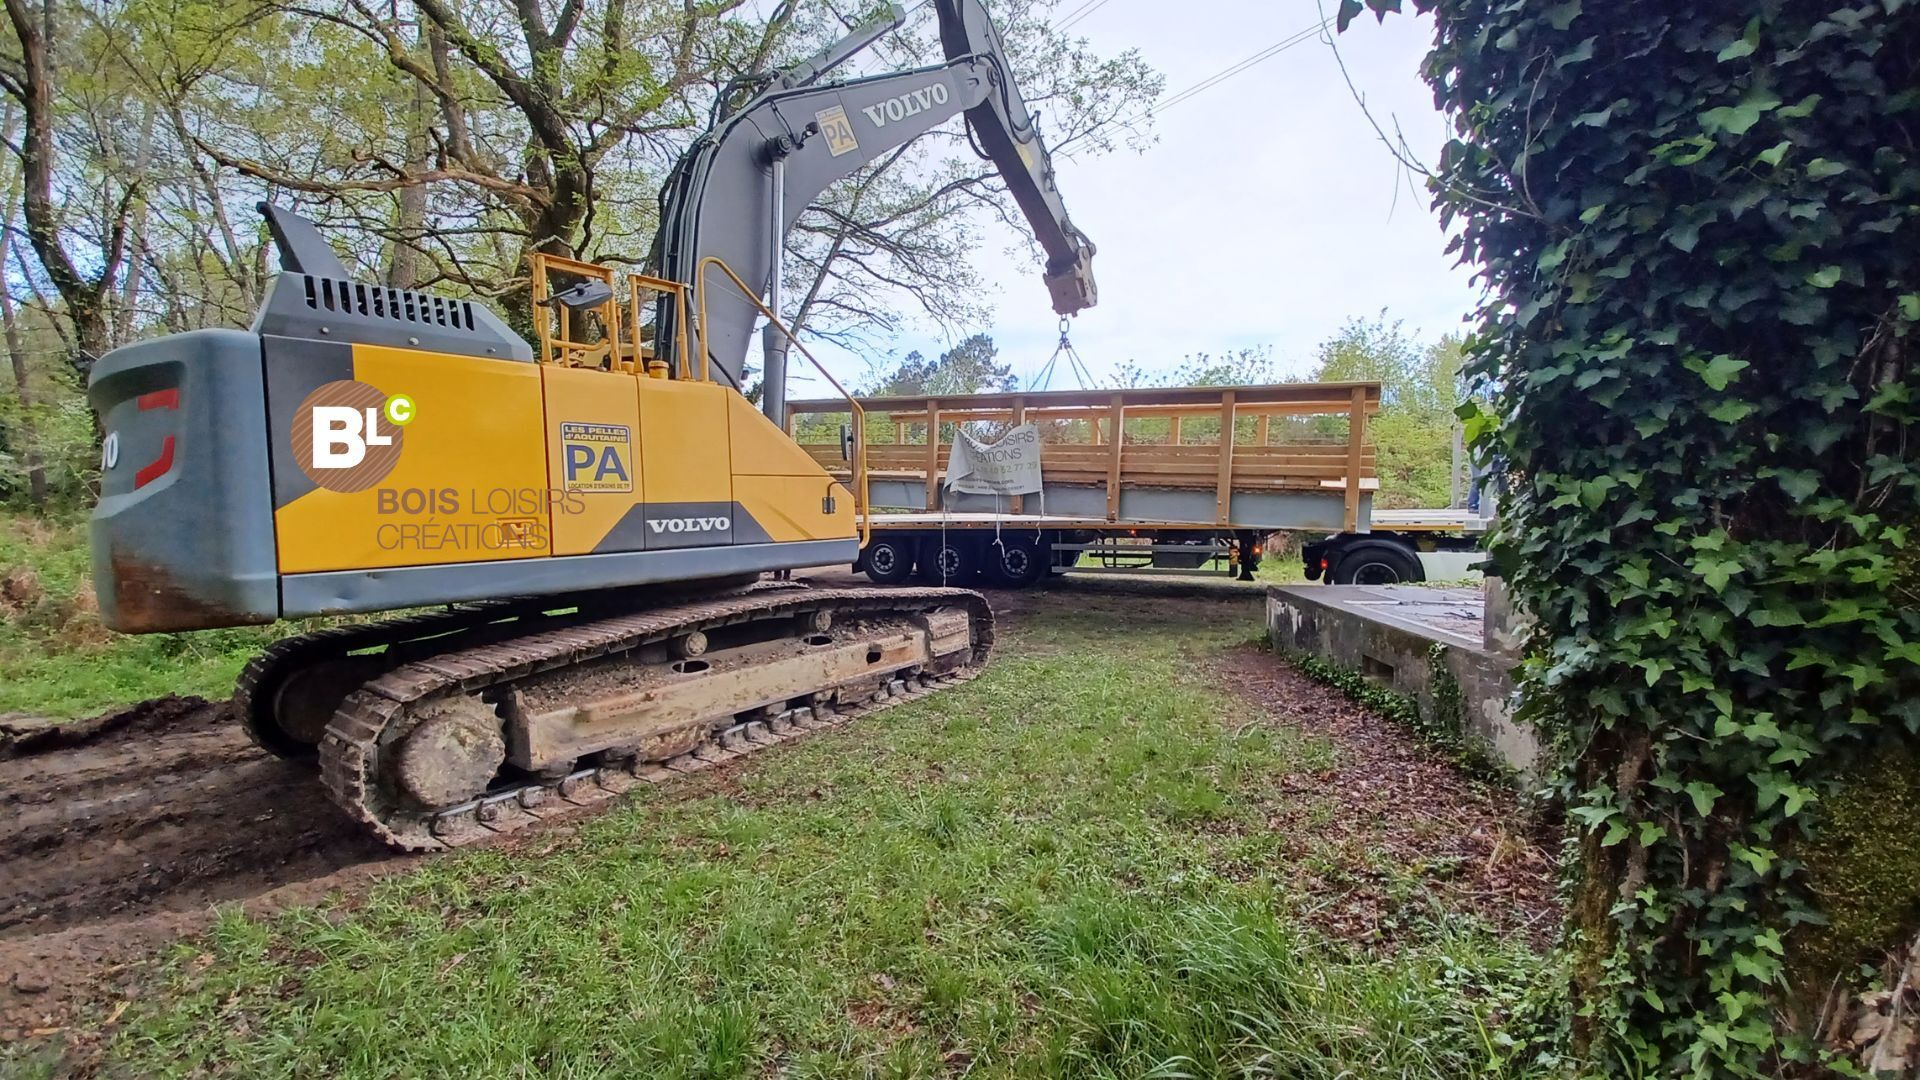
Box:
(1787, 741, 1920, 1024)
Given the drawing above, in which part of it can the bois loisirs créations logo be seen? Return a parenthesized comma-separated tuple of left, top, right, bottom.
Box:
(291, 380, 416, 492)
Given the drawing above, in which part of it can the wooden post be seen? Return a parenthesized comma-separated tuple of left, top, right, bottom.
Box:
(1011, 394, 1026, 515)
(1169, 414, 1183, 445)
(924, 401, 940, 511)
(1091, 416, 1103, 445)
(1105, 394, 1125, 521)
(1256, 413, 1270, 447)
(894, 420, 905, 445)
(1214, 390, 1236, 525)
(1344, 386, 1368, 532)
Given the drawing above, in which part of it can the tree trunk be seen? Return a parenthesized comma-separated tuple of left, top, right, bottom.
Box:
(2, 0, 121, 376)
(387, 63, 432, 289)
(0, 104, 45, 508)
(115, 104, 157, 342)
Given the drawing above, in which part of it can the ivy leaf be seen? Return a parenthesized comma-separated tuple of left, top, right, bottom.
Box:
(1756, 141, 1792, 167)
(1717, 17, 1761, 61)
(1581, 475, 1619, 509)
(1730, 845, 1775, 874)
(1774, 470, 1820, 501)
(1750, 606, 1806, 627)
(1776, 94, 1822, 119)
(1574, 104, 1615, 129)
(1700, 87, 1782, 136)
(1708, 400, 1757, 424)
(1569, 803, 1616, 829)
(1806, 265, 1843, 288)
(1805, 158, 1848, 179)
(1602, 819, 1630, 847)
(1685, 781, 1724, 816)
(1694, 557, 1743, 592)
(1694, 354, 1750, 390)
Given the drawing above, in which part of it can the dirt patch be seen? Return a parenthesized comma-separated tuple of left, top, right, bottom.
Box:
(1211, 644, 1561, 948)
(0, 696, 413, 1043)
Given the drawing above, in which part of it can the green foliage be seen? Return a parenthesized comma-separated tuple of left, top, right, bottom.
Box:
(0, 511, 294, 716)
(861, 332, 1015, 397)
(1281, 647, 1508, 783)
(1312, 317, 1467, 508)
(1789, 743, 1920, 1008)
(1345, 0, 1920, 1073)
(1111, 345, 1278, 390)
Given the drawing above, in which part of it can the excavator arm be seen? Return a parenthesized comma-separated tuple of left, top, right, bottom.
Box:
(653, 1, 1097, 419)
(935, 0, 1097, 316)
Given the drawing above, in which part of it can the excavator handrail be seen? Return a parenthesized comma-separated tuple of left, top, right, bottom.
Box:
(695, 255, 871, 546)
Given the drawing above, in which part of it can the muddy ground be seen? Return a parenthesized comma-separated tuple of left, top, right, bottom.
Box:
(0, 695, 405, 1039)
(0, 572, 1556, 1050)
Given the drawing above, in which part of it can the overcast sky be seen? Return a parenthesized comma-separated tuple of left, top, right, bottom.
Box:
(794, 1, 1482, 395)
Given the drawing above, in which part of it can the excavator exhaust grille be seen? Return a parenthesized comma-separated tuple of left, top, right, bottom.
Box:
(301, 277, 477, 331)
(254, 272, 534, 362)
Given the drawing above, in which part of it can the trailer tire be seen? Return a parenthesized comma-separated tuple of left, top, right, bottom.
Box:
(983, 536, 1048, 588)
(917, 535, 979, 585)
(1329, 541, 1423, 585)
(862, 537, 917, 585)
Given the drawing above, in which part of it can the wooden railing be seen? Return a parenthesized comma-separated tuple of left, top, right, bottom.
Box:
(787, 382, 1384, 531)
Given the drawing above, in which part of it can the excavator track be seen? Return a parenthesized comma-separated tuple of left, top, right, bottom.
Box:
(315, 586, 993, 850)
(237, 577, 774, 759)
(237, 602, 520, 759)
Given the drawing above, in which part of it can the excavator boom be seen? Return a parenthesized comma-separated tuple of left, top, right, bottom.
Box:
(653, 0, 1097, 417)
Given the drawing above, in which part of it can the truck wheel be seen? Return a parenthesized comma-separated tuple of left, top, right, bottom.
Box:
(984, 537, 1048, 588)
(1330, 541, 1423, 585)
(863, 537, 917, 585)
(917, 536, 978, 585)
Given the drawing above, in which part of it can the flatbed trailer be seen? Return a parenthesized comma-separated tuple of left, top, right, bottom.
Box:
(1297, 508, 1494, 585)
(785, 382, 1387, 586)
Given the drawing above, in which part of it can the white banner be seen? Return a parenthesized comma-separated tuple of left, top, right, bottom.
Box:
(945, 423, 1042, 496)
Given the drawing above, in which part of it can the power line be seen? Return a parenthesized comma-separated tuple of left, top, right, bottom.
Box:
(1057, 0, 1115, 32)
(1125, 18, 1330, 124)
(1051, 0, 1106, 31)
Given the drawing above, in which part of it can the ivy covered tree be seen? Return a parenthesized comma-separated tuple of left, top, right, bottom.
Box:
(1341, 0, 1920, 1074)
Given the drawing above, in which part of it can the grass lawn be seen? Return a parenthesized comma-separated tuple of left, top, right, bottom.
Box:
(92, 593, 1548, 1078)
(0, 512, 286, 717)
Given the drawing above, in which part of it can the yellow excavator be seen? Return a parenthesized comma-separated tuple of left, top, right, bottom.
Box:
(86, 1, 1095, 850)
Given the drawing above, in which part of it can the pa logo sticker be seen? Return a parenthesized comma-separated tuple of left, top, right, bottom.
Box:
(560, 422, 633, 493)
(291, 380, 415, 492)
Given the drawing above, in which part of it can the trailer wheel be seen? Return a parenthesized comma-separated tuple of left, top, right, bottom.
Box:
(917, 535, 979, 585)
(984, 537, 1048, 588)
(862, 536, 917, 585)
(1330, 541, 1423, 585)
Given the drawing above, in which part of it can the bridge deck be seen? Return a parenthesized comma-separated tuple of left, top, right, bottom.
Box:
(787, 382, 1384, 533)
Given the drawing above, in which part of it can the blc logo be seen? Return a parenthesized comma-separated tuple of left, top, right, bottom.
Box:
(291, 380, 416, 492)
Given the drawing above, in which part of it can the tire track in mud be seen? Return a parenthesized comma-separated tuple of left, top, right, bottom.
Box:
(1, 697, 396, 936)
(0, 696, 408, 1041)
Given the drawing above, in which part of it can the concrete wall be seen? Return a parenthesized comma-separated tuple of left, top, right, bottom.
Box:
(1266, 585, 1542, 777)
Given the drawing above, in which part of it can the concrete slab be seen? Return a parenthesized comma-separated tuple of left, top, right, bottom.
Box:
(1304, 585, 1486, 647)
(1266, 584, 1541, 777)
